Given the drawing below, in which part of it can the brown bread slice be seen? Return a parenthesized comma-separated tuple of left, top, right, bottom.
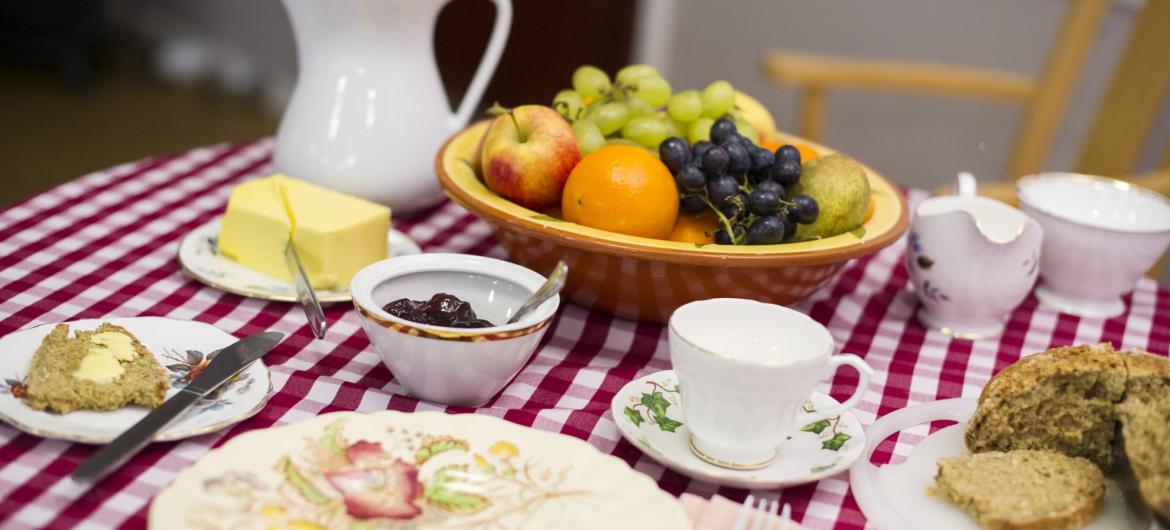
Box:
(930, 450, 1106, 530)
(1117, 349, 1170, 520)
(23, 323, 170, 413)
(965, 344, 1128, 470)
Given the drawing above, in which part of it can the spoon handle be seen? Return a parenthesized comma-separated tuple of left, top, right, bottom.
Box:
(507, 261, 568, 324)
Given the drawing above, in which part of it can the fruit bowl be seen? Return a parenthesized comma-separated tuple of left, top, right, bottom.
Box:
(435, 121, 909, 323)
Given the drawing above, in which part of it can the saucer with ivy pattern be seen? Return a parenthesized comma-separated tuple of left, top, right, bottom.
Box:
(611, 369, 865, 489)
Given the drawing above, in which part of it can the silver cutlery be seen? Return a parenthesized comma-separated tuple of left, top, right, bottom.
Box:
(731, 494, 792, 530)
(506, 260, 567, 325)
(284, 242, 327, 339)
(71, 331, 284, 484)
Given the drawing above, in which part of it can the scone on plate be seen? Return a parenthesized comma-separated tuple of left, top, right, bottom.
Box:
(965, 343, 1127, 470)
(930, 450, 1106, 530)
(1117, 349, 1170, 519)
(23, 323, 170, 413)
(964, 343, 1170, 521)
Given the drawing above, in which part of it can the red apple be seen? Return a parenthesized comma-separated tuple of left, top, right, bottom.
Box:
(481, 105, 581, 209)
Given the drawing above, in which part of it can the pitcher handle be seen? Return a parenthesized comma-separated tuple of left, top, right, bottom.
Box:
(956, 171, 978, 197)
(813, 353, 874, 418)
(447, 0, 513, 130)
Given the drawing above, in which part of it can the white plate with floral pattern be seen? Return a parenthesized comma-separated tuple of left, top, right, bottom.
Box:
(611, 369, 865, 490)
(178, 217, 422, 303)
(0, 317, 272, 444)
(149, 411, 691, 530)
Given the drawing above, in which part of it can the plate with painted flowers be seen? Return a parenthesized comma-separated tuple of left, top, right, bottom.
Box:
(149, 411, 690, 530)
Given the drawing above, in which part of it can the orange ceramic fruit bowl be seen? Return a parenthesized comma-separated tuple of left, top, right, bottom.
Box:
(436, 121, 910, 323)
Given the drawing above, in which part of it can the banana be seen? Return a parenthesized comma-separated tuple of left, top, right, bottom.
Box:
(733, 90, 777, 140)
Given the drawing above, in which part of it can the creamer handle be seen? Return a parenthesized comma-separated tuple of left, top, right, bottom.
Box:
(956, 171, 978, 197)
(448, 0, 513, 130)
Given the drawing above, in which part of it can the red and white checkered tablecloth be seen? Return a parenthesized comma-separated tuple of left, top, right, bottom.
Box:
(1, 140, 1168, 530)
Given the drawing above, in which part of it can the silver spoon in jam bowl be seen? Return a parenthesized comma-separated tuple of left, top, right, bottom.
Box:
(506, 261, 568, 325)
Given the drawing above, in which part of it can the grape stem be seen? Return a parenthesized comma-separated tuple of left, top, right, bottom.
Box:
(694, 193, 745, 245)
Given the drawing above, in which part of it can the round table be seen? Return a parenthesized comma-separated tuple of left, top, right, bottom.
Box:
(1, 141, 1167, 530)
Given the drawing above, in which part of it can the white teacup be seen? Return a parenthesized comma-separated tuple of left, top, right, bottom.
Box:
(668, 298, 873, 470)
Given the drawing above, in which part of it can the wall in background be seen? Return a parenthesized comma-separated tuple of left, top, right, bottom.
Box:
(648, 0, 1165, 189)
(118, 0, 1168, 191)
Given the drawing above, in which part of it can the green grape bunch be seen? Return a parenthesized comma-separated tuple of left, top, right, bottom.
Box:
(552, 64, 741, 156)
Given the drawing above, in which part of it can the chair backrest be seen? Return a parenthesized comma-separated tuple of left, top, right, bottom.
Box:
(1004, 0, 1110, 179)
(1074, 0, 1170, 178)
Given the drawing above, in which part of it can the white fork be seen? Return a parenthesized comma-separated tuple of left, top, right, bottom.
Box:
(730, 494, 793, 530)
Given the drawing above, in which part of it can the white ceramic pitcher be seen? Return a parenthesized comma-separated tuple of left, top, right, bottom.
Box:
(907, 173, 1043, 339)
(274, 0, 512, 214)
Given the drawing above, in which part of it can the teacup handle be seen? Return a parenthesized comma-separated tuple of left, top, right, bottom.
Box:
(815, 354, 874, 418)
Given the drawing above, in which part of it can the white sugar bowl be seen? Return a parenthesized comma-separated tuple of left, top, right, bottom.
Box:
(1017, 173, 1170, 318)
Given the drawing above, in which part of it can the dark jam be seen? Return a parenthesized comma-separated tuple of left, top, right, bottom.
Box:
(382, 293, 495, 328)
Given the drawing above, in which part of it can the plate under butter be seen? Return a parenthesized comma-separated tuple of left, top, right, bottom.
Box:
(178, 217, 422, 303)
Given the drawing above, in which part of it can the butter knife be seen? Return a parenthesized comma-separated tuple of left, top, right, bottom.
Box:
(71, 331, 284, 484)
(285, 241, 327, 339)
(273, 178, 327, 340)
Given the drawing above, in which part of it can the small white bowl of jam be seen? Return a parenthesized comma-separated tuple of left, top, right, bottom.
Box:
(350, 253, 560, 406)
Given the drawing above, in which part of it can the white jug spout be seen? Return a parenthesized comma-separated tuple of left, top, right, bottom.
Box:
(916, 195, 1034, 245)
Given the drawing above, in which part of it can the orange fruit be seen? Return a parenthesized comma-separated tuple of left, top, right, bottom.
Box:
(863, 197, 875, 223)
(667, 214, 719, 244)
(760, 137, 820, 162)
(562, 145, 679, 239)
(796, 143, 820, 163)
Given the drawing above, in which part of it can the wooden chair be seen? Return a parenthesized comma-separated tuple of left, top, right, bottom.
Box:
(762, 0, 1170, 203)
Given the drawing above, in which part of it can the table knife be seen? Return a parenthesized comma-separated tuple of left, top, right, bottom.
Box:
(274, 178, 327, 340)
(285, 241, 327, 339)
(71, 331, 284, 484)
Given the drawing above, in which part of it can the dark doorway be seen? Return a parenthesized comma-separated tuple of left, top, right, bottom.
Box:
(435, 0, 636, 117)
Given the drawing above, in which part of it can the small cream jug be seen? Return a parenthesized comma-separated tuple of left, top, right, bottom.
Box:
(907, 173, 1043, 339)
(274, 0, 512, 214)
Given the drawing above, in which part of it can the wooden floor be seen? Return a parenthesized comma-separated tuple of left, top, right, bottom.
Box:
(0, 49, 277, 208)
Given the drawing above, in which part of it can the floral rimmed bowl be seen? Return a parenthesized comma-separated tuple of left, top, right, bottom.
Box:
(350, 254, 559, 407)
(148, 411, 691, 529)
(435, 121, 910, 323)
(0, 317, 271, 444)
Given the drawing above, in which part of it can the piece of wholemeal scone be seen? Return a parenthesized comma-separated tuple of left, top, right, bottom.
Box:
(930, 450, 1105, 530)
(23, 323, 170, 413)
(965, 343, 1127, 470)
(1117, 349, 1170, 521)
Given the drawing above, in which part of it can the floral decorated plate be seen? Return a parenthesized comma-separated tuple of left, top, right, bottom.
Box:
(611, 370, 865, 490)
(149, 411, 691, 530)
(178, 217, 422, 303)
(0, 317, 271, 444)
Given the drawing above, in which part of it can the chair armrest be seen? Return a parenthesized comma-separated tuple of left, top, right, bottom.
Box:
(763, 49, 1035, 103)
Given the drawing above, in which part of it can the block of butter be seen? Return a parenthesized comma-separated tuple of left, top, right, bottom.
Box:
(218, 174, 391, 289)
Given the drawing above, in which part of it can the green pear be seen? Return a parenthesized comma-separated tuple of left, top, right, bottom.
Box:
(791, 154, 871, 239)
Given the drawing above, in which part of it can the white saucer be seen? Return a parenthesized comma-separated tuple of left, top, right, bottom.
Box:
(0, 317, 272, 444)
(177, 217, 422, 303)
(610, 369, 865, 490)
(850, 398, 1152, 530)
